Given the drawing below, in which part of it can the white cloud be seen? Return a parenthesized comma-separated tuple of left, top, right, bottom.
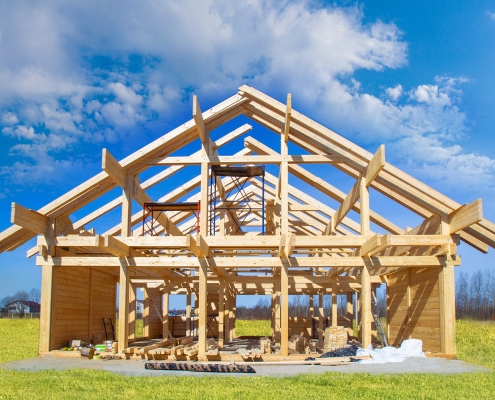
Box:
(488, 11, 495, 21)
(0, 0, 493, 195)
(386, 85, 403, 101)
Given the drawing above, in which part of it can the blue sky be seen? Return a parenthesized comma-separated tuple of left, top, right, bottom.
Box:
(1, 0, 495, 299)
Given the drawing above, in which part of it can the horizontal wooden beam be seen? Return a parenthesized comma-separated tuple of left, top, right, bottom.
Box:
(11, 203, 49, 235)
(189, 234, 210, 257)
(147, 154, 346, 165)
(37, 255, 444, 269)
(449, 199, 483, 234)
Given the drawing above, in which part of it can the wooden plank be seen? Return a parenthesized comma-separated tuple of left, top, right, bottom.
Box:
(449, 199, 483, 234)
(104, 235, 130, 257)
(364, 145, 385, 186)
(102, 149, 127, 188)
(283, 93, 292, 142)
(11, 203, 49, 235)
(118, 260, 129, 352)
(333, 180, 361, 229)
(193, 95, 206, 143)
(198, 260, 208, 358)
(39, 263, 53, 352)
(148, 154, 346, 165)
(360, 234, 385, 256)
(189, 234, 210, 257)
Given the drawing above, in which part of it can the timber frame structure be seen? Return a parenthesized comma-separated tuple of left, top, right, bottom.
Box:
(1, 85, 495, 359)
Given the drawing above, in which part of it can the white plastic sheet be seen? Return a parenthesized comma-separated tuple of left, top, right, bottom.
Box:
(357, 339, 425, 363)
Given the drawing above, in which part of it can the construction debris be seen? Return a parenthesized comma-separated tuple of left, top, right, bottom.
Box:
(145, 362, 256, 373)
(323, 326, 348, 352)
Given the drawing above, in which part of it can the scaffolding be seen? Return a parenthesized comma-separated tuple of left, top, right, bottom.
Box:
(142, 202, 200, 235)
(209, 165, 265, 236)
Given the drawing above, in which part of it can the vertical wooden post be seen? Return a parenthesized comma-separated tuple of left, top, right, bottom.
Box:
(318, 291, 324, 342)
(143, 287, 150, 338)
(224, 286, 231, 342)
(118, 259, 129, 352)
(122, 174, 133, 237)
(272, 283, 281, 345)
(162, 291, 170, 339)
(186, 292, 191, 336)
(332, 286, 338, 327)
(128, 283, 136, 339)
(218, 281, 225, 347)
(346, 293, 354, 331)
(198, 260, 208, 358)
(39, 262, 53, 353)
(361, 260, 372, 348)
(359, 177, 370, 236)
(281, 261, 289, 356)
(440, 257, 456, 355)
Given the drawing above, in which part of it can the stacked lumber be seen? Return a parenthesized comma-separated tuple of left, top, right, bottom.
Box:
(288, 334, 307, 353)
(123, 336, 197, 360)
(323, 326, 348, 352)
(260, 337, 272, 354)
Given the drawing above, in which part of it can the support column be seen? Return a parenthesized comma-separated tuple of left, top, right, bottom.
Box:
(162, 291, 170, 339)
(186, 292, 191, 336)
(272, 283, 281, 345)
(318, 291, 324, 342)
(440, 257, 456, 355)
(218, 281, 225, 347)
(332, 285, 338, 327)
(128, 283, 136, 339)
(39, 263, 53, 353)
(281, 261, 289, 356)
(361, 260, 372, 348)
(224, 287, 231, 342)
(346, 293, 354, 331)
(198, 260, 208, 358)
(118, 259, 129, 352)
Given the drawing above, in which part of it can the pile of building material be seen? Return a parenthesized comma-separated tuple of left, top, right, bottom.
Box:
(260, 337, 272, 354)
(288, 334, 308, 353)
(123, 336, 197, 360)
(323, 326, 348, 352)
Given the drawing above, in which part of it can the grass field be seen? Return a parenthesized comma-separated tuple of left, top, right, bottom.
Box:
(1, 318, 495, 399)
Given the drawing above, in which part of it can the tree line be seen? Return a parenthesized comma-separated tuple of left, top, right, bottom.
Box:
(456, 269, 495, 320)
(0, 288, 41, 311)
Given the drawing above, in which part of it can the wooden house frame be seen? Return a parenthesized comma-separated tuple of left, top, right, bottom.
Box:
(1, 85, 494, 358)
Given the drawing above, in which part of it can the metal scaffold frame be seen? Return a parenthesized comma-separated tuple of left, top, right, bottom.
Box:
(142, 202, 200, 235)
(209, 165, 265, 236)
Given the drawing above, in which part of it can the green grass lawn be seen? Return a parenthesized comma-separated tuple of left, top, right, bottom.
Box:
(1, 318, 495, 399)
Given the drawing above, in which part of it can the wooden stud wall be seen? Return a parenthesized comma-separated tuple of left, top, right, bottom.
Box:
(387, 267, 441, 353)
(50, 267, 116, 350)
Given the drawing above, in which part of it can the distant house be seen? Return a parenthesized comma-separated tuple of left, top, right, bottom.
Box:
(6, 300, 41, 315)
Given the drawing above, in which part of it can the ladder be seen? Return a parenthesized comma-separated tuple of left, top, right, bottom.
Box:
(371, 292, 388, 347)
(102, 318, 115, 341)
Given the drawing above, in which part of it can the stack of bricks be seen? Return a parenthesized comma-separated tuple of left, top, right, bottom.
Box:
(323, 326, 348, 352)
(260, 337, 272, 354)
(288, 334, 307, 353)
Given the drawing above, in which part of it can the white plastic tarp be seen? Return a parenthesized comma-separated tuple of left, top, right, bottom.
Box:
(357, 339, 425, 363)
